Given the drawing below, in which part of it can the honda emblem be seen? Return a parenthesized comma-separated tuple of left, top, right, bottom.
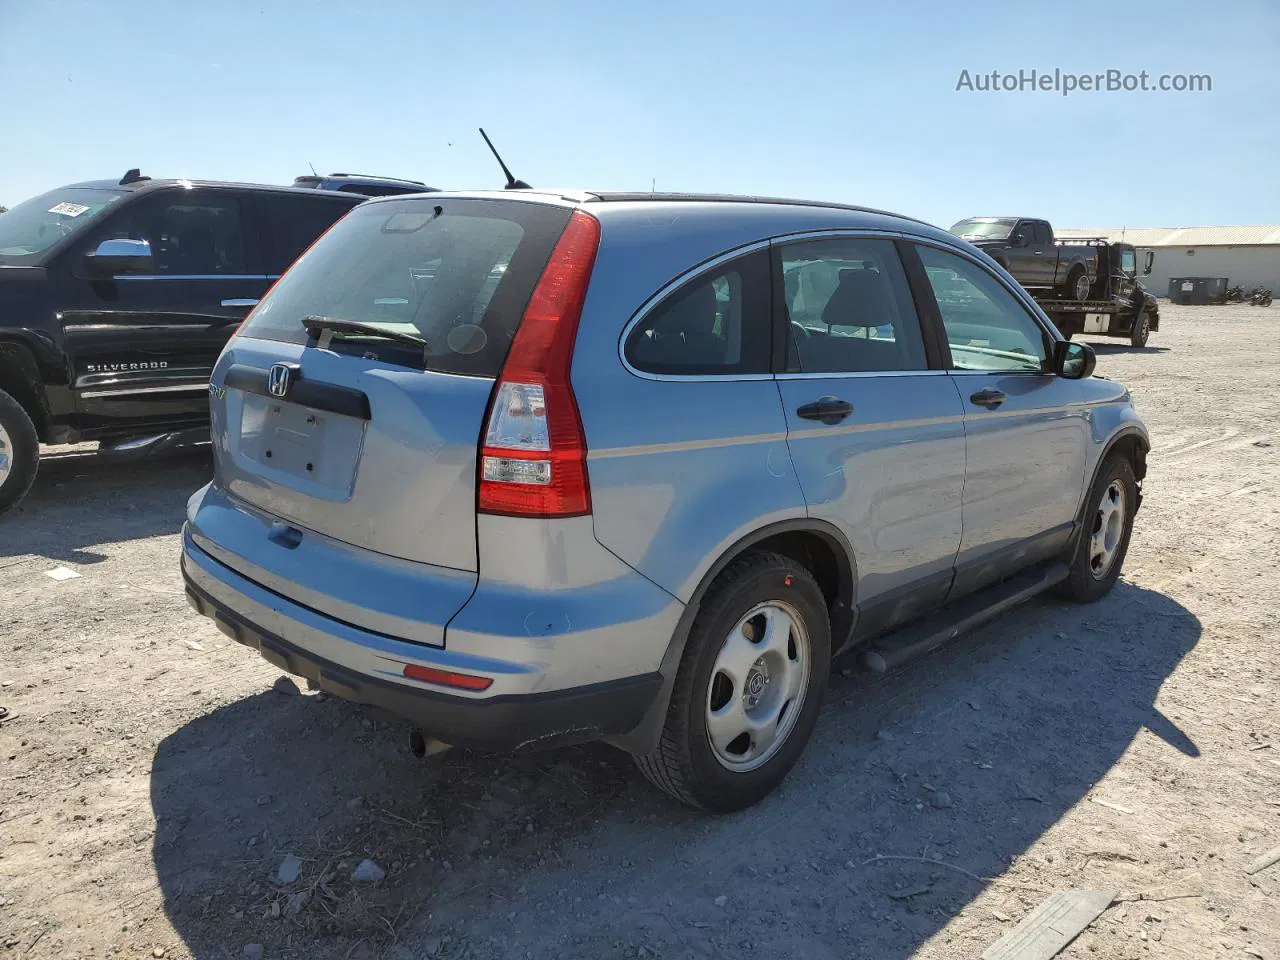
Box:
(268, 363, 293, 398)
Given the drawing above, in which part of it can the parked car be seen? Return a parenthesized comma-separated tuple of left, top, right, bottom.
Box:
(290, 172, 436, 197)
(0, 170, 365, 516)
(181, 190, 1148, 811)
(950, 217, 1098, 301)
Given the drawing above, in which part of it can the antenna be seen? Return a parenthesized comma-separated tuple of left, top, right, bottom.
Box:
(478, 127, 531, 190)
(308, 160, 318, 176)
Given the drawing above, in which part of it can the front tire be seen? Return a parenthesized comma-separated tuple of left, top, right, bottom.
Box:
(1130, 309, 1151, 347)
(0, 388, 40, 517)
(634, 551, 831, 811)
(1057, 454, 1137, 602)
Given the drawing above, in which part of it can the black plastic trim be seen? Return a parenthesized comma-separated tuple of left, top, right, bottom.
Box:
(223, 363, 371, 420)
(183, 569, 661, 751)
(896, 240, 950, 370)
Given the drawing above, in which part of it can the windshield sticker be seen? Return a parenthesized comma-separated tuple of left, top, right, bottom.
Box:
(48, 202, 91, 218)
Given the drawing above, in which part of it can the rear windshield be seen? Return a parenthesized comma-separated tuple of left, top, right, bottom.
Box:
(950, 218, 1016, 240)
(239, 196, 572, 376)
(0, 187, 125, 263)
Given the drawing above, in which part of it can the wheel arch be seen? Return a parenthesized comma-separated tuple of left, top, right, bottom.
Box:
(1067, 426, 1148, 555)
(607, 518, 858, 756)
(0, 340, 52, 441)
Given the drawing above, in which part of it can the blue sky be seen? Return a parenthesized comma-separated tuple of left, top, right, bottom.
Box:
(1, 0, 1277, 228)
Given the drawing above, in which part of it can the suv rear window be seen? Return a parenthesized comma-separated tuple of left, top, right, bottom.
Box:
(239, 197, 573, 377)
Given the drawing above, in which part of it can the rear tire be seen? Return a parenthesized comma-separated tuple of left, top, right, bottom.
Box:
(1057, 454, 1137, 603)
(1063, 266, 1091, 301)
(634, 551, 831, 811)
(0, 388, 40, 517)
(1130, 309, 1151, 348)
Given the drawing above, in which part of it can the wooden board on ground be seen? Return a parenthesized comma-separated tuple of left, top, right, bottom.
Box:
(981, 890, 1116, 960)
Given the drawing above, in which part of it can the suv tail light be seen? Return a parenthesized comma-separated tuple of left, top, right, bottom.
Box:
(478, 210, 600, 517)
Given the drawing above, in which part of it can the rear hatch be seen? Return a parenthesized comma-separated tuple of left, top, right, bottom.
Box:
(208, 195, 576, 574)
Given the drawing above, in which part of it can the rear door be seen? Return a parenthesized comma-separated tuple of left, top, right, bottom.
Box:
(211, 196, 575, 572)
(912, 242, 1090, 597)
(774, 235, 966, 638)
(56, 187, 269, 433)
(257, 191, 362, 278)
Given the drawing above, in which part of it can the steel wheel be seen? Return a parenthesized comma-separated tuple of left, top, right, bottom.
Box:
(0, 420, 12, 488)
(1072, 271, 1091, 301)
(705, 600, 811, 772)
(1089, 480, 1126, 579)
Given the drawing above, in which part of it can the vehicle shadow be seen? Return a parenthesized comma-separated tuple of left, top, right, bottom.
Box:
(150, 582, 1199, 959)
(1084, 341, 1173, 355)
(0, 446, 211, 563)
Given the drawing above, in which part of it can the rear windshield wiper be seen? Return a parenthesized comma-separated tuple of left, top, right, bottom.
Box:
(302, 314, 429, 349)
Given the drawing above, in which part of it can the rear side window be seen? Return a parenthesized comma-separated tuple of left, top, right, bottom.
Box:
(625, 250, 772, 376)
(239, 197, 573, 377)
(781, 237, 927, 373)
(263, 194, 359, 275)
(1032, 222, 1053, 245)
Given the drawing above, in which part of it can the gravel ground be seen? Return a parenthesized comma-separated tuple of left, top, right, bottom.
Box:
(1, 303, 1277, 960)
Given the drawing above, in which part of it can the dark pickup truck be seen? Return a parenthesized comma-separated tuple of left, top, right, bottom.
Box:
(951, 217, 1098, 301)
(0, 171, 369, 516)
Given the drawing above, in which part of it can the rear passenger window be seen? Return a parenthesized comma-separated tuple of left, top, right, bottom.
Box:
(780, 238, 927, 373)
(264, 195, 359, 275)
(625, 250, 772, 376)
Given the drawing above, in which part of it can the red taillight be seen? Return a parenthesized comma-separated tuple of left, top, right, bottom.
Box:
(402, 663, 493, 691)
(478, 210, 600, 518)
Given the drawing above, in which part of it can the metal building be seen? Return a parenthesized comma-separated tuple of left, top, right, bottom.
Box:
(1057, 225, 1280, 295)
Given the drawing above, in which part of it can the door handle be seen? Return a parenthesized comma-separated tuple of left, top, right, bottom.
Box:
(796, 396, 854, 424)
(969, 389, 1007, 409)
(221, 298, 259, 308)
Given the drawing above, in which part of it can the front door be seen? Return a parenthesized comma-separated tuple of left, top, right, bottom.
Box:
(53, 188, 269, 437)
(1005, 220, 1039, 288)
(912, 243, 1091, 598)
(775, 236, 966, 640)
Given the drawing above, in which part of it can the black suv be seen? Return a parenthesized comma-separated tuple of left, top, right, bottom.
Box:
(0, 170, 364, 515)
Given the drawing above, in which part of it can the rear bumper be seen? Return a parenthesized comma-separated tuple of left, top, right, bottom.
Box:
(182, 539, 661, 750)
(181, 526, 668, 750)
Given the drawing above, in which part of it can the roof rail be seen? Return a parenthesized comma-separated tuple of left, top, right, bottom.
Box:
(327, 172, 426, 186)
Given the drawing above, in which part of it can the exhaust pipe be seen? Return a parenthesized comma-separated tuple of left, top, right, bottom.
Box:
(408, 729, 451, 759)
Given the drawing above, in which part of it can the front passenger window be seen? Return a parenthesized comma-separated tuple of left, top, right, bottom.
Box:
(916, 245, 1050, 373)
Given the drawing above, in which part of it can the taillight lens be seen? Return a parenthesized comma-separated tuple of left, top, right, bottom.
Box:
(478, 210, 599, 517)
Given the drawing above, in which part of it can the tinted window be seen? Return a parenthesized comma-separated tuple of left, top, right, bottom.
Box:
(625, 250, 771, 376)
(1010, 222, 1033, 246)
(239, 197, 573, 377)
(1032, 222, 1053, 245)
(263, 194, 359, 274)
(90, 192, 246, 275)
(917, 245, 1050, 373)
(781, 238, 927, 373)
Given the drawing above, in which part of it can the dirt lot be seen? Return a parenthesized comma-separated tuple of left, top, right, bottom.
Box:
(1, 303, 1277, 960)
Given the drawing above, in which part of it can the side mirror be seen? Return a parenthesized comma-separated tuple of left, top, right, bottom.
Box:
(1143, 251, 1154, 276)
(85, 238, 153, 276)
(1009, 233, 1028, 248)
(1055, 340, 1096, 379)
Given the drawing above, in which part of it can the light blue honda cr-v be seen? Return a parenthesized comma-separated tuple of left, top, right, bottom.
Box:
(181, 190, 1148, 811)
